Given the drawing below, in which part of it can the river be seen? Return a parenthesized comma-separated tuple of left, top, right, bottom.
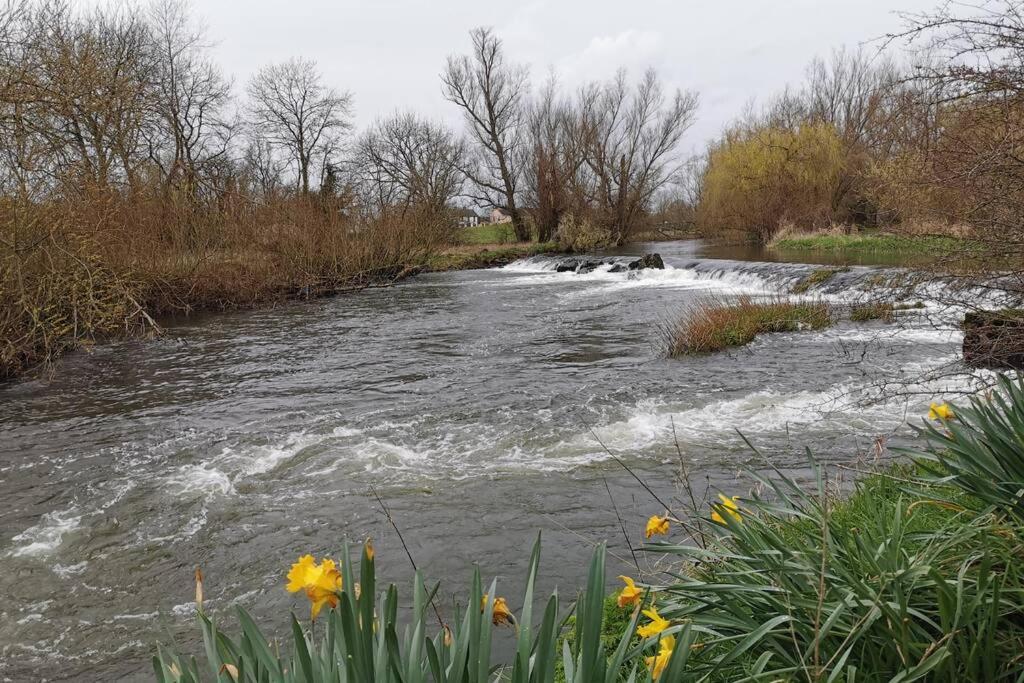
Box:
(0, 240, 969, 680)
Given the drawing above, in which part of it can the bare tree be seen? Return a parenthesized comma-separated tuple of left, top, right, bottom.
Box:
(247, 57, 352, 195)
(16, 2, 156, 194)
(576, 69, 699, 245)
(353, 111, 465, 215)
(146, 0, 233, 199)
(523, 76, 583, 242)
(442, 27, 530, 240)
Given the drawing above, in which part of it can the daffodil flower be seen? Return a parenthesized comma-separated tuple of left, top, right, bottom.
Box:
(929, 402, 954, 421)
(617, 575, 642, 608)
(637, 606, 670, 639)
(711, 494, 742, 525)
(481, 594, 514, 626)
(286, 554, 343, 619)
(645, 634, 675, 679)
(645, 514, 670, 539)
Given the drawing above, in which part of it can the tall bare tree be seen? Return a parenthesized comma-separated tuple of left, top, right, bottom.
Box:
(147, 0, 232, 199)
(576, 69, 699, 245)
(353, 111, 465, 215)
(247, 57, 352, 195)
(442, 27, 530, 240)
(523, 76, 583, 242)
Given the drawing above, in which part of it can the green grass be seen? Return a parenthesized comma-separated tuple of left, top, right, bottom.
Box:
(426, 242, 561, 272)
(773, 233, 976, 255)
(458, 223, 518, 245)
(665, 297, 833, 356)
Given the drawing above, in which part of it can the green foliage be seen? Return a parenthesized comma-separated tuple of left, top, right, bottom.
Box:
(665, 297, 832, 356)
(645, 461, 1024, 681)
(699, 123, 844, 242)
(903, 375, 1024, 520)
(154, 538, 679, 683)
(458, 223, 519, 245)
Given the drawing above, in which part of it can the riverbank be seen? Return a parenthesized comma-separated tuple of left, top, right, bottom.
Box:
(770, 231, 979, 256)
(0, 228, 566, 382)
(156, 380, 1024, 681)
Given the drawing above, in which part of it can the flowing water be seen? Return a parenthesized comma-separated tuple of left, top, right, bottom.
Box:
(0, 240, 976, 681)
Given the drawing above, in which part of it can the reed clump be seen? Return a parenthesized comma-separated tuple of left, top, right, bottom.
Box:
(850, 301, 896, 322)
(663, 296, 832, 356)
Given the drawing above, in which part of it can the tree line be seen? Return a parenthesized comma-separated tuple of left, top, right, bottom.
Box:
(693, 0, 1024, 265)
(0, 1, 698, 248)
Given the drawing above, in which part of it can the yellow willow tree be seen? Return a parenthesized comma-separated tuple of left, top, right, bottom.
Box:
(698, 122, 844, 242)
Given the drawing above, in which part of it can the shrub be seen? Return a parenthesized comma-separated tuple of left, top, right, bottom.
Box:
(663, 296, 832, 356)
(850, 301, 895, 322)
(698, 123, 844, 242)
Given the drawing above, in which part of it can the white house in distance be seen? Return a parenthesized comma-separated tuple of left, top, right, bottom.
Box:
(453, 208, 484, 228)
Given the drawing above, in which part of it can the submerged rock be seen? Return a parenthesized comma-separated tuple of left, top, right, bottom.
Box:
(963, 310, 1024, 370)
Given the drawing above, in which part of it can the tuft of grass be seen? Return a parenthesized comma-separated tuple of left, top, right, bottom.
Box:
(791, 266, 848, 294)
(664, 296, 832, 356)
(850, 301, 896, 322)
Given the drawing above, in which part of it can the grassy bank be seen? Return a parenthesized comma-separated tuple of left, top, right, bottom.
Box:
(426, 242, 562, 272)
(771, 232, 976, 255)
(0, 197, 496, 381)
(663, 296, 832, 356)
(157, 378, 1024, 681)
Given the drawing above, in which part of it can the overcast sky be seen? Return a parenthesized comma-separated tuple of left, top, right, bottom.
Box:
(175, 0, 937, 154)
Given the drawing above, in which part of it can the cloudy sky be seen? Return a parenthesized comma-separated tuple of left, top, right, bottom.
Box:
(182, 0, 936, 153)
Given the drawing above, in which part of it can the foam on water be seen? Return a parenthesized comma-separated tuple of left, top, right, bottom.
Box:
(165, 464, 234, 497)
(10, 508, 82, 557)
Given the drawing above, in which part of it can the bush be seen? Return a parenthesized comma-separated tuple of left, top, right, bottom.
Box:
(698, 123, 844, 242)
(663, 296, 832, 356)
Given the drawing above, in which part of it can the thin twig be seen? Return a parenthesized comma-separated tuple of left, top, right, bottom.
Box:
(369, 485, 447, 631)
(601, 474, 642, 575)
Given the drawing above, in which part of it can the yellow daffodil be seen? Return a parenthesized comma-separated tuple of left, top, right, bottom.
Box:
(617, 575, 642, 608)
(365, 538, 374, 561)
(929, 402, 954, 421)
(481, 594, 514, 626)
(711, 494, 742, 525)
(645, 514, 670, 539)
(286, 554, 343, 619)
(637, 607, 670, 639)
(645, 634, 675, 679)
